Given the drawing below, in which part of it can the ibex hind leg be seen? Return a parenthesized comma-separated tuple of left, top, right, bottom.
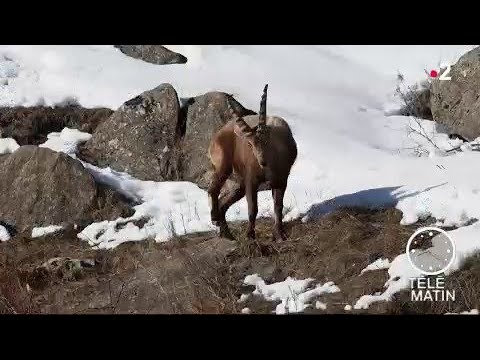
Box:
(246, 184, 259, 240)
(272, 187, 287, 242)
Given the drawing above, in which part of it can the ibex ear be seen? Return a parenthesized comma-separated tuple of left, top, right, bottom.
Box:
(234, 117, 255, 140)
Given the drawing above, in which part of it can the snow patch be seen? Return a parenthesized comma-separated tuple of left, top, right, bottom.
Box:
(241, 307, 251, 314)
(315, 301, 327, 310)
(39, 127, 91, 155)
(360, 258, 391, 275)
(237, 294, 250, 303)
(0, 225, 11, 241)
(243, 274, 340, 315)
(0, 138, 20, 155)
(31, 225, 64, 238)
(76, 160, 277, 248)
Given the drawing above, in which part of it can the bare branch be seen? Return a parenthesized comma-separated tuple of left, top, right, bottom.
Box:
(395, 72, 444, 156)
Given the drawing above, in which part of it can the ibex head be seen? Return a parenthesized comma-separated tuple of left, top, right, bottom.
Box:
(234, 84, 269, 168)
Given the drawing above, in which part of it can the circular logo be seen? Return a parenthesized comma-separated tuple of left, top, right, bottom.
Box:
(406, 227, 456, 276)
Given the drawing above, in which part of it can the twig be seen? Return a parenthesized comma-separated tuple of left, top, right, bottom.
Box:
(407, 121, 442, 151)
(446, 143, 480, 153)
(180, 211, 187, 235)
(112, 281, 127, 314)
(445, 145, 463, 153)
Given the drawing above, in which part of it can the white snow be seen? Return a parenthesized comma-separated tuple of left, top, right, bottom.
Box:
(0, 225, 11, 241)
(360, 258, 391, 275)
(0, 138, 20, 154)
(31, 225, 64, 238)
(344, 305, 352, 311)
(241, 308, 251, 314)
(315, 301, 327, 310)
(3, 45, 480, 300)
(76, 171, 218, 248)
(243, 274, 340, 314)
(39, 128, 91, 156)
(445, 309, 479, 315)
(238, 294, 250, 303)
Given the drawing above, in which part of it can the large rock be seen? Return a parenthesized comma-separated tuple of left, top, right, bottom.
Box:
(0, 146, 132, 233)
(180, 92, 256, 189)
(83, 84, 181, 182)
(431, 46, 480, 140)
(114, 45, 188, 65)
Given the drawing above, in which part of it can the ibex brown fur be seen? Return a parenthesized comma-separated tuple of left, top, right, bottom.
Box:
(207, 84, 297, 241)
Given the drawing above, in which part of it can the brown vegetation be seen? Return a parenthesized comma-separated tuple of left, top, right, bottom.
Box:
(4, 207, 476, 314)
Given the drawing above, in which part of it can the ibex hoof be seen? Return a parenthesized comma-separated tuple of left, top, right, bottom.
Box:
(273, 229, 287, 242)
(219, 225, 234, 240)
(210, 212, 221, 226)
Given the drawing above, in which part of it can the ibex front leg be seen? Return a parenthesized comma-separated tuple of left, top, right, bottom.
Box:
(246, 183, 258, 240)
(208, 172, 229, 226)
(216, 183, 245, 239)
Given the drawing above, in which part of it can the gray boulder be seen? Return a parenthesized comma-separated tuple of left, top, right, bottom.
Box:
(0, 146, 132, 233)
(83, 84, 181, 182)
(180, 92, 256, 189)
(114, 45, 188, 65)
(431, 46, 480, 140)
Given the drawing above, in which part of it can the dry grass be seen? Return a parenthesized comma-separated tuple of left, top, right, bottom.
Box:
(0, 230, 242, 314)
(1, 207, 479, 314)
(0, 269, 38, 314)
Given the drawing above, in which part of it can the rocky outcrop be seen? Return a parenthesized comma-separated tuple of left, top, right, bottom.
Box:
(114, 45, 188, 65)
(82, 84, 181, 182)
(0, 146, 133, 233)
(430, 46, 480, 140)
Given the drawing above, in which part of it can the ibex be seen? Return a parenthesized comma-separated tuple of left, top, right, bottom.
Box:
(207, 84, 297, 242)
